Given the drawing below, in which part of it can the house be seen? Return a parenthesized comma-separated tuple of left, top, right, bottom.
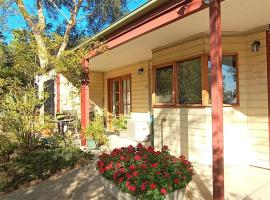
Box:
(80, 0, 270, 199)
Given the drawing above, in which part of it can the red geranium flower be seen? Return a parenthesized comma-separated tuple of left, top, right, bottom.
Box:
(120, 156, 125, 161)
(150, 183, 156, 189)
(119, 167, 125, 173)
(173, 178, 180, 184)
(160, 188, 167, 195)
(134, 154, 141, 161)
(141, 184, 146, 191)
(151, 163, 159, 168)
(118, 177, 124, 184)
(98, 168, 105, 174)
(137, 143, 143, 149)
(132, 171, 138, 177)
(129, 164, 136, 171)
(126, 173, 133, 179)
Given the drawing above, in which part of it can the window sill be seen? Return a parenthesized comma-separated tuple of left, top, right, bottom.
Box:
(153, 103, 240, 109)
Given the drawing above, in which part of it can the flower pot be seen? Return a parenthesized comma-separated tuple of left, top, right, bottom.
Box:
(100, 176, 185, 200)
(86, 139, 96, 150)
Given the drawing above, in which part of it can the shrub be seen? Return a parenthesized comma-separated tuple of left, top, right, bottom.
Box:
(111, 115, 127, 131)
(96, 144, 194, 200)
(0, 146, 93, 192)
(86, 114, 108, 147)
(0, 134, 18, 163)
(0, 85, 49, 150)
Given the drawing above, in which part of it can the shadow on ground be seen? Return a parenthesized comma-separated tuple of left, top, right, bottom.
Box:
(0, 164, 115, 200)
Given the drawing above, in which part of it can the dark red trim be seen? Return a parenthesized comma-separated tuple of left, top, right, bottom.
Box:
(81, 59, 90, 131)
(89, 0, 207, 58)
(209, 1, 224, 200)
(266, 28, 270, 169)
(56, 74, 60, 113)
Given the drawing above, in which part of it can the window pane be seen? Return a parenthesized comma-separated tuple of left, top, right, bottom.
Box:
(177, 58, 202, 104)
(122, 80, 127, 104)
(208, 56, 237, 104)
(155, 66, 173, 103)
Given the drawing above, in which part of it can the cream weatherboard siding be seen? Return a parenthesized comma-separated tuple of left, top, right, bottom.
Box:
(89, 71, 104, 114)
(103, 61, 150, 115)
(152, 32, 269, 168)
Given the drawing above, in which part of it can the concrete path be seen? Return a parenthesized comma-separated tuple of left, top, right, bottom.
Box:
(0, 164, 115, 200)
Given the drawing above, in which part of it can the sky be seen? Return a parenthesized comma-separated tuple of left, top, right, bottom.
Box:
(4, 0, 148, 43)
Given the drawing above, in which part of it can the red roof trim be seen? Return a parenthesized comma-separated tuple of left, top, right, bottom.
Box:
(89, 0, 207, 58)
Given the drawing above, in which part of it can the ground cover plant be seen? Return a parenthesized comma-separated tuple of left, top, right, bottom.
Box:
(0, 134, 93, 193)
(96, 144, 194, 200)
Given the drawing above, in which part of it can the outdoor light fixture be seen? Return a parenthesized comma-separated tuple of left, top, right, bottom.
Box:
(137, 67, 144, 75)
(251, 41, 261, 53)
(204, 0, 214, 5)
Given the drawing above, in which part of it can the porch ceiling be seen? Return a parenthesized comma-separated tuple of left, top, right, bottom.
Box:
(89, 0, 270, 72)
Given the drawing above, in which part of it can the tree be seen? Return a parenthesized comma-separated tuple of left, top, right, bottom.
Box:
(13, 0, 129, 69)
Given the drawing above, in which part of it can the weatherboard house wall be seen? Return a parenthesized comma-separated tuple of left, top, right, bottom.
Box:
(88, 31, 269, 169)
(152, 31, 269, 169)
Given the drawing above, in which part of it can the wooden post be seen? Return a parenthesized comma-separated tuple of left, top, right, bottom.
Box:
(209, 1, 224, 200)
(266, 28, 270, 169)
(56, 74, 61, 113)
(80, 59, 90, 145)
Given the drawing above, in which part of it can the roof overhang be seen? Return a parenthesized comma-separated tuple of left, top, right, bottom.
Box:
(88, 0, 270, 72)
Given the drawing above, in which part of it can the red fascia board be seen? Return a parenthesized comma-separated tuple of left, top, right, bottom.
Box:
(88, 0, 207, 58)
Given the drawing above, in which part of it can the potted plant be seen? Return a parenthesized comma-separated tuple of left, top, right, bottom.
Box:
(86, 115, 108, 150)
(111, 115, 128, 135)
(96, 144, 194, 200)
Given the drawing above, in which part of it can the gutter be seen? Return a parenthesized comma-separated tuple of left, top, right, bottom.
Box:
(73, 0, 169, 52)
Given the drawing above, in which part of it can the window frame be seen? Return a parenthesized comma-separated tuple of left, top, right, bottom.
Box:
(153, 63, 176, 106)
(108, 74, 132, 115)
(152, 53, 239, 108)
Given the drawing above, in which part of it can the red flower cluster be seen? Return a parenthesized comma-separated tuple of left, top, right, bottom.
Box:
(96, 144, 194, 200)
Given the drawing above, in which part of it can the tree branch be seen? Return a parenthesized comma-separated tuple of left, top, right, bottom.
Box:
(36, 0, 46, 32)
(15, 0, 36, 33)
(57, 0, 83, 57)
(48, 0, 69, 22)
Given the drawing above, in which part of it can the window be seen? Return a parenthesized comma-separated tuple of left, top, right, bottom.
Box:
(208, 55, 238, 104)
(155, 65, 173, 104)
(177, 58, 202, 104)
(153, 54, 238, 107)
(109, 75, 131, 116)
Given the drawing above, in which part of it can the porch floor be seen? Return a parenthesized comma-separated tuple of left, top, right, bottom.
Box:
(186, 163, 270, 200)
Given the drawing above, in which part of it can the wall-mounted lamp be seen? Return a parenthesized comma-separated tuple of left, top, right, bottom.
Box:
(137, 67, 144, 75)
(203, 0, 214, 5)
(251, 41, 261, 53)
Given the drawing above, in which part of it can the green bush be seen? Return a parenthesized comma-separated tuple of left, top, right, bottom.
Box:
(0, 85, 49, 150)
(0, 146, 93, 192)
(86, 114, 108, 147)
(111, 115, 127, 131)
(0, 134, 18, 163)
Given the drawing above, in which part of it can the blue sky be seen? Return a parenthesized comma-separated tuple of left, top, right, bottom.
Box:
(4, 0, 148, 43)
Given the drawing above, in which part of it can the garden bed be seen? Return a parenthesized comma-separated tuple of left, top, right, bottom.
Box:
(0, 145, 93, 193)
(96, 144, 193, 200)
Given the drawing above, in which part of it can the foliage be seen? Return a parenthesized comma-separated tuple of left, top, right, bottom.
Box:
(96, 144, 194, 200)
(0, 85, 49, 150)
(111, 115, 127, 131)
(0, 133, 18, 163)
(0, 145, 93, 192)
(86, 114, 108, 147)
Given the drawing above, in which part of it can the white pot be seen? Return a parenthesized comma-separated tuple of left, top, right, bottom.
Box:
(100, 176, 185, 200)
